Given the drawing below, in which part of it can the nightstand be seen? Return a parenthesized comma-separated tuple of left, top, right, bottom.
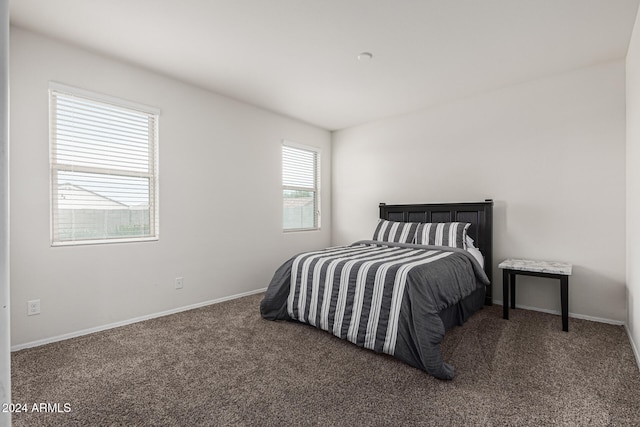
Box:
(498, 259, 573, 332)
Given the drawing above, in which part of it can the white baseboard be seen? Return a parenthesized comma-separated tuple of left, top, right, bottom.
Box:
(11, 287, 267, 352)
(625, 325, 640, 372)
(491, 299, 625, 325)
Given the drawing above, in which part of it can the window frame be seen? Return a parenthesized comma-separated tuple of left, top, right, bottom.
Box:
(49, 82, 160, 246)
(282, 141, 321, 232)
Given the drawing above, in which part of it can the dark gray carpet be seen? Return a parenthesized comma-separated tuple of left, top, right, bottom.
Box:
(10, 293, 640, 426)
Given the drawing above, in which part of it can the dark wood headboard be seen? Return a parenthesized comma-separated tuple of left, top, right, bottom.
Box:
(379, 200, 494, 305)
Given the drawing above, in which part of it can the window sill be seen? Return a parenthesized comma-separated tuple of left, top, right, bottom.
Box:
(51, 236, 159, 247)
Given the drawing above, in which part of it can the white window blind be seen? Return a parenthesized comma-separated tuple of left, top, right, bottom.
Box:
(282, 143, 320, 231)
(49, 83, 159, 245)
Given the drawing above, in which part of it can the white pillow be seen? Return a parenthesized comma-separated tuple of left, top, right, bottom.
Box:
(465, 235, 484, 267)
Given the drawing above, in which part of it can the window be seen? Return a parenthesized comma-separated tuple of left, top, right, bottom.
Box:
(49, 83, 159, 245)
(282, 142, 320, 231)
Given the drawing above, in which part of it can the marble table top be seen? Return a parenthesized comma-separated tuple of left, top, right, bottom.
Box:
(498, 259, 572, 275)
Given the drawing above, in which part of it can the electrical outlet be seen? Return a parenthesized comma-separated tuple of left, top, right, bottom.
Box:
(175, 277, 184, 290)
(27, 299, 40, 316)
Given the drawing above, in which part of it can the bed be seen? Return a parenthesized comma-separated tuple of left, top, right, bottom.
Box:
(260, 200, 493, 380)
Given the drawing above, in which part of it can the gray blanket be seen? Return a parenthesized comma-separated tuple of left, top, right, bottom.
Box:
(260, 241, 489, 380)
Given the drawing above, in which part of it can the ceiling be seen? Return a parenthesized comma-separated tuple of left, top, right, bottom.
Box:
(9, 0, 640, 131)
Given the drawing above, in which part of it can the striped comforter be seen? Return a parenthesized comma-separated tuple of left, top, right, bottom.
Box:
(260, 241, 489, 380)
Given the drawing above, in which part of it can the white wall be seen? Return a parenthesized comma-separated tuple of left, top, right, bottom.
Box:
(9, 27, 331, 347)
(0, 2, 10, 426)
(332, 60, 627, 322)
(626, 7, 640, 364)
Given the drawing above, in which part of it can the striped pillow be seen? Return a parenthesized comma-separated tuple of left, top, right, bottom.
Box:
(415, 222, 471, 249)
(372, 220, 419, 244)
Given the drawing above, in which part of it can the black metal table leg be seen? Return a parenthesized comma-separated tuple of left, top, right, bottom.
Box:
(510, 273, 516, 309)
(503, 268, 509, 320)
(561, 276, 569, 332)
